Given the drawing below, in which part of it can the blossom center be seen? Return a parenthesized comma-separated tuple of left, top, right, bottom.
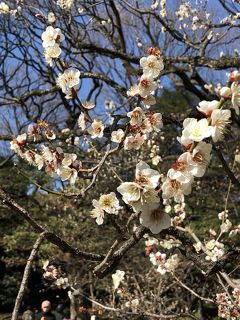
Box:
(193, 152, 203, 164)
(172, 161, 186, 171)
(150, 208, 164, 222)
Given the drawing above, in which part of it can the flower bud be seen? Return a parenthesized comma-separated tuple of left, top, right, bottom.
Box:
(229, 70, 240, 82)
(35, 13, 45, 20)
(147, 47, 161, 58)
(219, 86, 231, 98)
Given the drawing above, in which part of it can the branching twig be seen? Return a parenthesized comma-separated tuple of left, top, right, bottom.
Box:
(0, 188, 103, 261)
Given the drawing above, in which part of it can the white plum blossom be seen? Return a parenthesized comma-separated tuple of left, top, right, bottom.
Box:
(91, 205, 105, 225)
(164, 254, 179, 272)
(205, 239, 225, 262)
(45, 129, 56, 140)
(117, 162, 169, 234)
(219, 86, 231, 99)
(229, 224, 240, 237)
(56, 68, 80, 98)
(98, 192, 120, 214)
(182, 118, 212, 142)
(210, 109, 231, 142)
(124, 134, 145, 150)
(42, 146, 54, 163)
(135, 161, 160, 189)
(44, 45, 62, 66)
(149, 251, 179, 275)
(35, 154, 44, 170)
(152, 155, 162, 166)
(145, 236, 159, 247)
(28, 125, 41, 141)
(142, 94, 156, 108)
(186, 141, 212, 177)
(58, 161, 78, 185)
(168, 154, 194, 184)
(138, 74, 158, 97)
(91, 193, 121, 225)
(140, 118, 153, 134)
(150, 251, 166, 266)
(127, 84, 140, 97)
(48, 12, 56, 23)
(162, 178, 192, 203)
(231, 82, 240, 115)
(218, 210, 228, 220)
(140, 204, 171, 234)
(177, 135, 193, 149)
(149, 113, 163, 132)
(127, 107, 145, 125)
(57, 0, 74, 10)
(87, 119, 104, 138)
(194, 242, 203, 253)
(42, 26, 65, 48)
(78, 113, 87, 131)
(117, 182, 141, 204)
(130, 189, 160, 213)
(0, 2, 10, 14)
(24, 150, 35, 165)
(220, 219, 232, 233)
(159, 238, 181, 250)
(197, 100, 219, 117)
(140, 55, 164, 78)
(111, 129, 125, 143)
(10, 133, 27, 156)
(112, 270, 125, 290)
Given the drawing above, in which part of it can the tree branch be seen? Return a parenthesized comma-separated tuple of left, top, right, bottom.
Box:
(11, 232, 46, 320)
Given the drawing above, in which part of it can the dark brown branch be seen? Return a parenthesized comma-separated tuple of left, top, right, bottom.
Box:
(213, 144, 240, 189)
(0, 188, 104, 261)
(11, 232, 46, 320)
(94, 225, 146, 278)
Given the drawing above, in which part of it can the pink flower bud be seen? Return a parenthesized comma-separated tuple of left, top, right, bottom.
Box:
(35, 13, 45, 20)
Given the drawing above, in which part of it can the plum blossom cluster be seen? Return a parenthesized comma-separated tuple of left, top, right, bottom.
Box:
(216, 288, 240, 319)
(175, 2, 209, 31)
(41, 26, 65, 66)
(57, 0, 74, 10)
(144, 234, 180, 274)
(149, 251, 179, 275)
(121, 48, 164, 150)
(43, 260, 69, 289)
(144, 234, 181, 254)
(162, 94, 232, 203)
(56, 68, 80, 99)
(91, 192, 121, 225)
(117, 161, 171, 234)
(10, 122, 81, 185)
(123, 107, 163, 150)
(171, 202, 186, 226)
(78, 113, 105, 139)
(0, 1, 19, 15)
(127, 47, 163, 108)
(193, 210, 234, 261)
(205, 239, 225, 262)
